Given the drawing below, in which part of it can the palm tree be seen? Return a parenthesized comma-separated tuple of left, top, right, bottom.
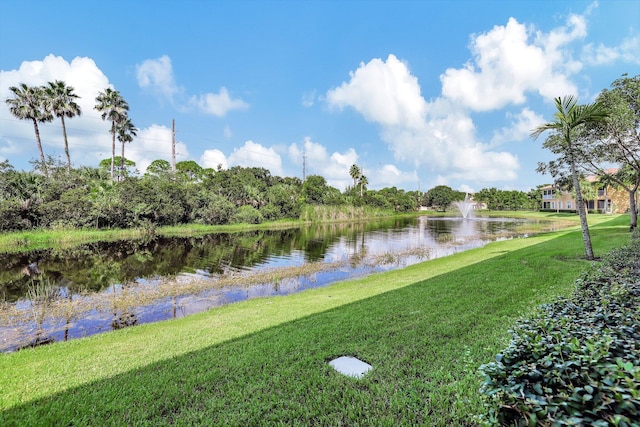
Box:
(531, 96, 609, 260)
(116, 117, 137, 181)
(359, 174, 368, 198)
(95, 88, 129, 179)
(44, 80, 82, 171)
(349, 164, 361, 188)
(5, 83, 53, 175)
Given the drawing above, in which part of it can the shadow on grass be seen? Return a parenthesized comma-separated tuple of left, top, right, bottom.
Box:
(0, 221, 631, 426)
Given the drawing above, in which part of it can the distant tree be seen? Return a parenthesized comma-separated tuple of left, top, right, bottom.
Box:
(358, 174, 368, 198)
(302, 175, 329, 204)
(5, 83, 53, 175)
(532, 95, 609, 260)
(146, 159, 172, 177)
(99, 157, 136, 180)
(44, 80, 81, 171)
(349, 164, 361, 188)
(527, 187, 542, 211)
(176, 160, 203, 181)
(573, 179, 597, 213)
(475, 188, 498, 210)
(376, 186, 416, 212)
(95, 88, 129, 179)
(266, 183, 302, 218)
(116, 117, 137, 180)
(424, 185, 455, 211)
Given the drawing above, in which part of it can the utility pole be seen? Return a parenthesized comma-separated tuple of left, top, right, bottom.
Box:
(302, 147, 307, 182)
(171, 118, 176, 172)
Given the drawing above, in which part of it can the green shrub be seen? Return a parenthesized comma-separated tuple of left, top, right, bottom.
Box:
(0, 199, 31, 231)
(480, 233, 640, 426)
(193, 194, 235, 225)
(232, 205, 263, 224)
(259, 203, 282, 221)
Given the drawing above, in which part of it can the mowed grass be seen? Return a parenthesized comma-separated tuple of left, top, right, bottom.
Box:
(0, 215, 631, 425)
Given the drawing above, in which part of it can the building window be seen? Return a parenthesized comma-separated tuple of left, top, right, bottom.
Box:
(558, 201, 563, 209)
(567, 202, 572, 209)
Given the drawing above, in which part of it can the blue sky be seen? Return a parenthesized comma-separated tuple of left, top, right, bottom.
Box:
(0, 0, 638, 193)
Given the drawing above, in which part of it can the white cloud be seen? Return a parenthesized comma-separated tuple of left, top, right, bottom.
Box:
(288, 136, 328, 165)
(440, 14, 585, 111)
(491, 108, 545, 146)
(136, 54, 250, 116)
(582, 34, 640, 65)
(302, 90, 316, 107)
(0, 54, 115, 169)
(326, 54, 427, 129)
(201, 141, 284, 176)
(326, 57, 520, 185)
(287, 136, 418, 190)
(136, 55, 182, 102)
(288, 137, 354, 189)
(325, 7, 605, 187)
(129, 124, 189, 174)
(458, 184, 475, 194)
(620, 35, 640, 64)
(375, 164, 419, 189)
(190, 87, 249, 117)
(227, 140, 283, 176)
(200, 149, 228, 170)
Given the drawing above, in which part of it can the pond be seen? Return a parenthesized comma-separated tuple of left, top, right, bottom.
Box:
(0, 216, 568, 352)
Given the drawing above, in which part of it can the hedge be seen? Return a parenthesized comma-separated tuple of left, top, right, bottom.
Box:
(480, 231, 640, 426)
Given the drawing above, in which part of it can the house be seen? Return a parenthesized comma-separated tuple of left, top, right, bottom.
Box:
(540, 169, 632, 214)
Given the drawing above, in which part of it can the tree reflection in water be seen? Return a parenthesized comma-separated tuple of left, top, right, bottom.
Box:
(0, 217, 569, 352)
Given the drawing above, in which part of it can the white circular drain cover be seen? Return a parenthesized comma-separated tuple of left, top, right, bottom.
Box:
(329, 356, 372, 378)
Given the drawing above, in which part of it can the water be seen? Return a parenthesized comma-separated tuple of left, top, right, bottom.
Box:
(0, 216, 563, 352)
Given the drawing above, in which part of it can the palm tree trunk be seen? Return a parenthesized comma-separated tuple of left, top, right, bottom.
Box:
(570, 156, 595, 260)
(32, 118, 47, 176)
(121, 139, 125, 181)
(110, 121, 116, 180)
(61, 115, 71, 171)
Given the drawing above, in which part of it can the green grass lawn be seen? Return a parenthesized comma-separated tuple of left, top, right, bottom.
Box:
(0, 215, 631, 426)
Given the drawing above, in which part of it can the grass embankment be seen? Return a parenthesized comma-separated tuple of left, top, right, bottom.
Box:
(0, 220, 304, 253)
(0, 215, 630, 425)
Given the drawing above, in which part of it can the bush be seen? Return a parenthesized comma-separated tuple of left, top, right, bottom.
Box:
(193, 194, 235, 225)
(259, 203, 282, 221)
(0, 199, 31, 231)
(232, 205, 263, 224)
(480, 233, 640, 426)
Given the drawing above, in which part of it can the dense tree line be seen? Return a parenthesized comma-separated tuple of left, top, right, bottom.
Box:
(0, 155, 548, 232)
(0, 158, 427, 232)
(474, 187, 542, 211)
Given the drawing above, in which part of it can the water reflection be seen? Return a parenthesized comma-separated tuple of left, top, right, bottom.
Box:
(0, 216, 565, 352)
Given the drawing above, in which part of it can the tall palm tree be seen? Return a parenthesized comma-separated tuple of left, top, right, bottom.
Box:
(95, 88, 129, 179)
(349, 164, 361, 188)
(5, 83, 53, 175)
(116, 116, 137, 181)
(359, 174, 368, 198)
(44, 80, 82, 171)
(531, 95, 609, 260)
